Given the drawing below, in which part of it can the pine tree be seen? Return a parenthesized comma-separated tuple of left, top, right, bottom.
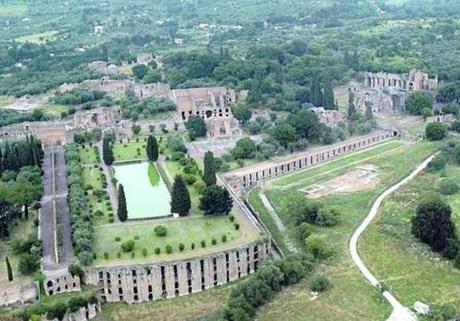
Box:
(311, 79, 323, 107)
(203, 151, 216, 186)
(146, 135, 159, 161)
(170, 176, 191, 216)
(6, 256, 13, 281)
(117, 184, 128, 222)
(323, 81, 336, 110)
(102, 137, 114, 166)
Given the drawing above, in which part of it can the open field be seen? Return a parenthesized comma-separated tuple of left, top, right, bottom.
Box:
(15, 30, 59, 44)
(0, 96, 15, 108)
(248, 139, 441, 321)
(94, 281, 234, 321)
(92, 215, 244, 265)
(113, 138, 148, 162)
(360, 165, 460, 311)
(82, 166, 104, 190)
(79, 146, 99, 164)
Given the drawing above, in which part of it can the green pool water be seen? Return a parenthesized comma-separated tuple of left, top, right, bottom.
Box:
(113, 162, 171, 219)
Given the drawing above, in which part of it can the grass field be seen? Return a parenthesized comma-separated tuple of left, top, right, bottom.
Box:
(248, 139, 441, 321)
(16, 30, 59, 44)
(360, 165, 460, 311)
(92, 216, 242, 265)
(79, 146, 100, 164)
(0, 96, 15, 108)
(148, 162, 160, 185)
(82, 166, 104, 190)
(95, 282, 235, 321)
(113, 139, 148, 162)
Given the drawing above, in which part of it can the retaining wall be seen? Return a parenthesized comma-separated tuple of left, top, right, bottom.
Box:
(224, 130, 398, 191)
(85, 241, 269, 304)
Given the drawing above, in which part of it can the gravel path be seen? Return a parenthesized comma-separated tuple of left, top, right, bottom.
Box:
(98, 142, 119, 222)
(258, 191, 298, 252)
(40, 146, 73, 271)
(349, 154, 436, 321)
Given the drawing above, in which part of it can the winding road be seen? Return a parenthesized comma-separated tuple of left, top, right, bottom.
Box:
(349, 154, 436, 321)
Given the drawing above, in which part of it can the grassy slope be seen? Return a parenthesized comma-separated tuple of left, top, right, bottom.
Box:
(360, 165, 460, 310)
(254, 140, 439, 321)
(147, 162, 160, 186)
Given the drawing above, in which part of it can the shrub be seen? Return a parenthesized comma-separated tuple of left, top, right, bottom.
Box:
(229, 215, 235, 222)
(117, 252, 121, 258)
(68, 264, 84, 279)
(142, 248, 148, 257)
(165, 245, 172, 254)
(154, 225, 168, 237)
(103, 252, 109, 260)
(438, 179, 459, 195)
(95, 210, 104, 217)
(154, 247, 161, 255)
(427, 153, 448, 173)
(455, 254, 460, 269)
(211, 238, 217, 245)
(295, 222, 314, 242)
(114, 236, 121, 242)
(308, 274, 331, 292)
(234, 223, 240, 230)
(443, 238, 459, 260)
(131, 251, 135, 258)
(120, 240, 135, 252)
(179, 243, 185, 252)
(426, 122, 447, 141)
(201, 240, 206, 248)
(193, 180, 207, 194)
(134, 236, 140, 240)
(191, 243, 195, 250)
(222, 235, 227, 243)
(183, 174, 197, 185)
(305, 234, 334, 259)
(171, 151, 185, 161)
(18, 254, 40, 275)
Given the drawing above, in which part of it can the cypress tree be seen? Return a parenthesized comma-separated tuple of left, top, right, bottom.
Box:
(170, 175, 191, 216)
(6, 256, 13, 281)
(311, 79, 323, 107)
(348, 91, 357, 118)
(117, 184, 128, 222)
(102, 137, 114, 166)
(146, 135, 159, 161)
(323, 81, 336, 110)
(203, 151, 216, 186)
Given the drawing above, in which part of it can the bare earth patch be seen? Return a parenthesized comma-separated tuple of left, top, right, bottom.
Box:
(301, 164, 380, 198)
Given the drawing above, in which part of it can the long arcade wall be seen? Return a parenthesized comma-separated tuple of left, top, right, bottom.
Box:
(224, 130, 398, 191)
(85, 241, 269, 304)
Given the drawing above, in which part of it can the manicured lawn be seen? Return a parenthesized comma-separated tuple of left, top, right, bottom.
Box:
(360, 165, 460, 311)
(250, 140, 440, 321)
(79, 146, 99, 165)
(113, 138, 148, 162)
(148, 162, 160, 186)
(88, 193, 113, 225)
(82, 166, 104, 190)
(92, 216, 243, 265)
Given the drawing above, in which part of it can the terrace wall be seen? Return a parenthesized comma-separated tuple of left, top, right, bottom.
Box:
(224, 130, 398, 191)
(85, 241, 269, 304)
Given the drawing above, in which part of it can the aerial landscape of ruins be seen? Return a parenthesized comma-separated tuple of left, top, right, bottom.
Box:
(0, 1, 459, 321)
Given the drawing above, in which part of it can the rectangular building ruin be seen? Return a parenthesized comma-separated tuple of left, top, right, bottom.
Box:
(363, 69, 438, 91)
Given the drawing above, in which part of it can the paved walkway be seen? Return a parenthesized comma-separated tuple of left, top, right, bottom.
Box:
(258, 191, 298, 252)
(349, 154, 436, 321)
(98, 142, 118, 222)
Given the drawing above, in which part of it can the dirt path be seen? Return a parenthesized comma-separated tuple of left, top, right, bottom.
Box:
(349, 154, 436, 321)
(98, 142, 119, 222)
(258, 191, 298, 252)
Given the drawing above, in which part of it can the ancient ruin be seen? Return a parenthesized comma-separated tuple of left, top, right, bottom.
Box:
(362, 69, 438, 91)
(310, 107, 347, 126)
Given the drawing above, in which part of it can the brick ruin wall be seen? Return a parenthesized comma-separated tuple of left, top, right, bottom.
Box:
(85, 241, 269, 304)
(225, 130, 398, 191)
(40, 303, 100, 321)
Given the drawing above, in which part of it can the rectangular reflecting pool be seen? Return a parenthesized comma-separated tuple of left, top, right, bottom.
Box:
(113, 161, 171, 219)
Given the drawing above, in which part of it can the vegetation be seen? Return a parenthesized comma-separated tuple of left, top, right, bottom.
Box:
(170, 175, 191, 216)
(426, 122, 448, 141)
(186, 115, 207, 140)
(146, 135, 159, 161)
(203, 151, 217, 186)
(117, 184, 128, 222)
(199, 186, 233, 216)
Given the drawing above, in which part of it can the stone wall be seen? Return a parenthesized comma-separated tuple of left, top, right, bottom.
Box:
(44, 274, 81, 296)
(363, 69, 438, 91)
(224, 130, 398, 191)
(0, 280, 39, 306)
(41, 303, 100, 321)
(85, 241, 269, 304)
